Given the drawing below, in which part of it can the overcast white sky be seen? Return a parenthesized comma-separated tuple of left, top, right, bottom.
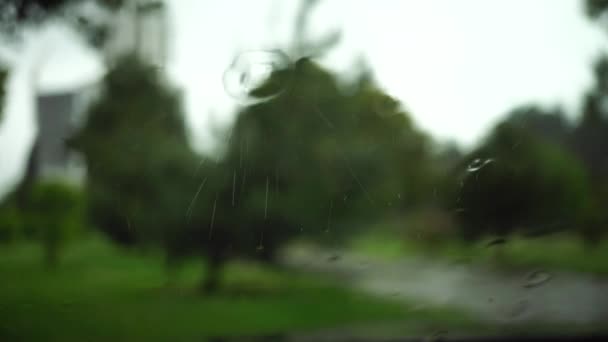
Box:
(0, 0, 606, 198)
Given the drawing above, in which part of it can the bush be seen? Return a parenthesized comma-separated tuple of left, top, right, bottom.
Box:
(26, 182, 84, 266)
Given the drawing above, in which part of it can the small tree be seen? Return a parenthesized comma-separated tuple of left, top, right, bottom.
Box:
(27, 182, 84, 268)
(72, 55, 236, 292)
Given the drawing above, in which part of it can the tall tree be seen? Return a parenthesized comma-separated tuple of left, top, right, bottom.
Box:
(71, 55, 249, 292)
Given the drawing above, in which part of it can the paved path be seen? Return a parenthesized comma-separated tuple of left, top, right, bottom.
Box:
(280, 245, 608, 325)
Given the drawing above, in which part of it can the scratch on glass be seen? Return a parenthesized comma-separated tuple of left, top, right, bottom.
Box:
(345, 162, 374, 205)
(326, 200, 333, 232)
(264, 176, 269, 219)
(232, 170, 236, 206)
(186, 177, 207, 221)
(208, 194, 217, 239)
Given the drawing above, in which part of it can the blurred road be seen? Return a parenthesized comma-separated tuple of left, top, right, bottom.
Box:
(281, 245, 608, 325)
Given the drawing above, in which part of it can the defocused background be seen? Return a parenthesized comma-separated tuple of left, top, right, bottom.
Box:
(1, 0, 608, 340)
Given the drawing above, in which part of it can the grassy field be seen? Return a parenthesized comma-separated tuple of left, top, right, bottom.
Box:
(350, 232, 608, 275)
(0, 236, 483, 341)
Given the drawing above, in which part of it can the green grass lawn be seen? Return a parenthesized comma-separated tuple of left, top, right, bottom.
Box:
(0, 236, 482, 341)
(350, 232, 608, 275)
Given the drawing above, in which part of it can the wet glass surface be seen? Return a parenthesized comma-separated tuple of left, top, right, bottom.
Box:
(1, 0, 608, 340)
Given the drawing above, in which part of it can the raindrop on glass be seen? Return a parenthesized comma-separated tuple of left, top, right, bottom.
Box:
(523, 270, 552, 288)
(223, 50, 292, 104)
(466, 158, 494, 172)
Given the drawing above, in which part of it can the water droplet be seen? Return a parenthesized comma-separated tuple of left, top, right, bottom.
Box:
(223, 50, 292, 104)
(466, 158, 494, 172)
(523, 270, 552, 288)
(256, 245, 264, 252)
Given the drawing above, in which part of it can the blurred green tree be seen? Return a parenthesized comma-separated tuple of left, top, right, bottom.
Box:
(72, 0, 436, 293)
(70, 55, 191, 246)
(0, 203, 24, 243)
(209, 57, 436, 263)
(0, 181, 84, 266)
(450, 110, 591, 242)
(27, 181, 84, 268)
(571, 56, 608, 244)
(71, 55, 244, 292)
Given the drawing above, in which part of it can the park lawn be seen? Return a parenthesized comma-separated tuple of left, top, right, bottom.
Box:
(349, 232, 608, 275)
(0, 236, 480, 341)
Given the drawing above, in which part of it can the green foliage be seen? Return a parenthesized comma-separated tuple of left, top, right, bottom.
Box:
(451, 115, 591, 241)
(0, 237, 458, 341)
(26, 181, 84, 266)
(72, 55, 197, 249)
(0, 204, 23, 243)
(571, 56, 608, 242)
(0, 181, 84, 263)
(351, 231, 608, 275)
(208, 58, 436, 259)
(72, 55, 244, 291)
